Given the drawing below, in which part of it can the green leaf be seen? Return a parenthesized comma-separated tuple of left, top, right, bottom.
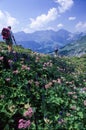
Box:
(77, 112, 83, 118)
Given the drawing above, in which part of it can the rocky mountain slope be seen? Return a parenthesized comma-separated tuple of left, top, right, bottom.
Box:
(59, 35, 86, 57)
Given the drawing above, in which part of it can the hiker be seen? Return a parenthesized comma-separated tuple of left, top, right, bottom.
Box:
(54, 46, 58, 56)
(1, 26, 16, 52)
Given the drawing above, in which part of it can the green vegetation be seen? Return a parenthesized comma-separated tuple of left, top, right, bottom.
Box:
(0, 42, 86, 130)
(59, 35, 86, 57)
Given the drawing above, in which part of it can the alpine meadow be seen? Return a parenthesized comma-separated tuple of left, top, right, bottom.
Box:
(0, 42, 86, 130)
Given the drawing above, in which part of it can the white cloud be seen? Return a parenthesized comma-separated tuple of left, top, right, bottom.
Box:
(24, 8, 58, 33)
(5, 12, 19, 26)
(0, 10, 4, 19)
(55, 0, 74, 13)
(23, 0, 74, 33)
(0, 0, 75, 33)
(57, 23, 63, 28)
(0, 10, 19, 30)
(68, 16, 76, 20)
(30, 8, 58, 28)
(75, 21, 86, 32)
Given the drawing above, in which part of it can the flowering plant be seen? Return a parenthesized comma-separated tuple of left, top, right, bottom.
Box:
(0, 43, 86, 129)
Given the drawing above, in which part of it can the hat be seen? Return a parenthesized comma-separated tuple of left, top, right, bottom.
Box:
(8, 26, 11, 29)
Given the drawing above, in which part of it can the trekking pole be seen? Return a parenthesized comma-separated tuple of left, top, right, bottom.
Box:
(13, 37, 17, 45)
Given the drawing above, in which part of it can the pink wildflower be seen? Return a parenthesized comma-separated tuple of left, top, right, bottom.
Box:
(66, 81, 72, 85)
(18, 119, 31, 129)
(82, 87, 86, 91)
(84, 100, 86, 106)
(13, 51, 16, 53)
(58, 119, 65, 124)
(28, 107, 33, 112)
(57, 78, 61, 84)
(21, 65, 30, 70)
(8, 60, 13, 63)
(48, 82, 53, 86)
(24, 107, 33, 118)
(68, 92, 74, 95)
(18, 119, 26, 129)
(45, 84, 50, 89)
(27, 67, 30, 70)
(23, 120, 31, 129)
(28, 79, 34, 84)
(50, 63, 52, 67)
(6, 78, 11, 81)
(70, 105, 76, 110)
(13, 70, 19, 74)
(35, 81, 40, 86)
(52, 80, 57, 83)
(0, 56, 3, 61)
(35, 57, 40, 62)
(0, 95, 5, 99)
(73, 95, 77, 99)
(22, 65, 27, 69)
(66, 113, 71, 116)
(45, 82, 52, 89)
(18, 122, 24, 129)
(24, 111, 29, 117)
(19, 119, 25, 123)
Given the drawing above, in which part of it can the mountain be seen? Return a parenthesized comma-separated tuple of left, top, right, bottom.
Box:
(59, 35, 86, 56)
(13, 29, 76, 53)
(51, 29, 72, 45)
(0, 28, 86, 54)
(18, 41, 41, 51)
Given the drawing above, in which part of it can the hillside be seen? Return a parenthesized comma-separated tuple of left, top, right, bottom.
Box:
(0, 42, 86, 130)
(59, 35, 86, 57)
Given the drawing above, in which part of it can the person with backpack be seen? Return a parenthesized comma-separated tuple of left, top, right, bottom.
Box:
(1, 26, 16, 52)
(54, 45, 58, 56)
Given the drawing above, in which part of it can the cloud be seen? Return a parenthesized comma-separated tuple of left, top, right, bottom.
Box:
(0, 10, 19, 30)
(23, 0, 74, 33)
(75, 21, 86, 32)
(68, 16, 76, 20)
(55, 0, 74, 13)
(30, 8, 58, 28)
(0, 10, 4, 19)
(24, 8, 58, 32)
(57, 23, 63, 28)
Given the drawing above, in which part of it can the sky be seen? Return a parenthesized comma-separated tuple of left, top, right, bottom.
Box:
(0, 0, 86, 33)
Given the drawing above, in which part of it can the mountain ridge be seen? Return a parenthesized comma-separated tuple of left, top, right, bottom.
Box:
(0, 28, 86, 56)
(59, 35, 86, 56)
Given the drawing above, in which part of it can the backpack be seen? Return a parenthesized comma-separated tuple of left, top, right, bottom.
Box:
(1, 28, 10, 40)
